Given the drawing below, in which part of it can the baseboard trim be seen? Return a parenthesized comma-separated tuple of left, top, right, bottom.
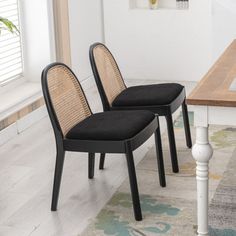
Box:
(17, 106, 47, 133)
(0, 105, 47, 146)
(0, 123, 18, 146)
(0, 98, 45, 131)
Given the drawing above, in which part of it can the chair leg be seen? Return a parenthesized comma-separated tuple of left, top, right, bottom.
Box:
(182, 101, 192, 148)
(155, 117, 166, 187)
(125, 142, 142, 221)
(88, 153, 95, 179)
(99, 153, 105, 170)
(51, 147, 65, 211)
(165, 114, 179, 173)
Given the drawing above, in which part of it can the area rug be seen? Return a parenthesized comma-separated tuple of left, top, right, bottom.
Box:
(81, 112, 236, 236)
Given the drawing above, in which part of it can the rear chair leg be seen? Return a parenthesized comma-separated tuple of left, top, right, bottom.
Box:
(125, 142, 142, 221)
(155, 116, 166, 187)
(51, 146, 65, 211)
(88, 153, 95, 179)
(166, 114, 179, 173)
(182, 101, 192, 148)
(99, 153, 105, 170)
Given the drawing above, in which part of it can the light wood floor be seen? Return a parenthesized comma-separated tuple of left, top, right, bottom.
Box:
(0, 80, 195, 236)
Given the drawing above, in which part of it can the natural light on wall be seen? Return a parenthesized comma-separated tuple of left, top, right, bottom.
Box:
(0, 0, 23, 84)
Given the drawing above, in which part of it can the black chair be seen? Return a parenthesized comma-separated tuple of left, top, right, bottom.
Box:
(41, 62, 166, 221)
(89, 43, 192, 174)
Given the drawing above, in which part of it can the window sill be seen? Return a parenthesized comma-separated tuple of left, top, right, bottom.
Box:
(0, 81, 42, 120)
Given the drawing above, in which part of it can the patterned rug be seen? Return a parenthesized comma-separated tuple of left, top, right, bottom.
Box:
(81, 113, 236, 236)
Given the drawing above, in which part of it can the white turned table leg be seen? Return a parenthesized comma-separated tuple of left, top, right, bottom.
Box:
(192, 126, 213, 236)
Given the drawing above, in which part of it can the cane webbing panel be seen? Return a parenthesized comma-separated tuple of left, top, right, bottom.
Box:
(47, 65, 91, 136)
(93, 45, 126, 105)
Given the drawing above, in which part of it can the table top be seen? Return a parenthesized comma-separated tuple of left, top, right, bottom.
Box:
(187, 40, 236, 107)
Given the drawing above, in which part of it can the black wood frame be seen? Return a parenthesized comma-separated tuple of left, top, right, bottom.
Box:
(89, 43, 192, 174)
(41, 62, 163, 221)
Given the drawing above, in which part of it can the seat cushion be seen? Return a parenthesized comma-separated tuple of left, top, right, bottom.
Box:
(112, 83, 184, 107)
(66, 110, 155, 141)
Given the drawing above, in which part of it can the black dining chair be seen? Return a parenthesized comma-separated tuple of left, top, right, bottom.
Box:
(89, 43, 192, 174)
(41, 62, 166, 221)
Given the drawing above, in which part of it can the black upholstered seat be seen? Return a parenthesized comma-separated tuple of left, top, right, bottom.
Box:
(90, 43, 192, 176)
(112, 84, 184, 107)
(42, 62, 164, 221)
(66, 110, 155, 141)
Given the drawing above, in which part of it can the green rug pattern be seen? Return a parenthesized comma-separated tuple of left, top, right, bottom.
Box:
(81, 112, 236, 236)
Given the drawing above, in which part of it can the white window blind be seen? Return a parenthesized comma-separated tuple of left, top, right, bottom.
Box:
(0, 0, 23, 83)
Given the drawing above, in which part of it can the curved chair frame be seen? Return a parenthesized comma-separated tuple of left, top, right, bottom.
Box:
(41, 62, 164, 221)
(89, 43, 192, 174)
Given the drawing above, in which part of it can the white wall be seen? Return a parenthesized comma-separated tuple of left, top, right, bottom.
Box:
(68, 0, 104, 81)
(212, 0, 236, 62)
(20, 0, 55, 82)
(103, 0, 213, 82)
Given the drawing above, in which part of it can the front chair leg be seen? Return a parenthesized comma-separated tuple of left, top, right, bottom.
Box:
(99, 153, 105, 170)
(182, 101, 192, 148)
(155, 117, 166, 187)
(88, 153, 95, 179)
(51, 147, 65, 211)
(125, 142, 142, 221)
(165, 114, 179, 173)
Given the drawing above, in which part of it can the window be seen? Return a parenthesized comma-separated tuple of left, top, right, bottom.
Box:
(0, 0, 23, 84)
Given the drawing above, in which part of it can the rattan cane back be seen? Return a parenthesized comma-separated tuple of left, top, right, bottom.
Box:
(92, 44, 126, 105)
(46, 65, 91, 136)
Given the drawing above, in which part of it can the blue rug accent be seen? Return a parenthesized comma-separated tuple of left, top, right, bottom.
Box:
(81, 114, 236, 236)
(210, 227, 236, 236)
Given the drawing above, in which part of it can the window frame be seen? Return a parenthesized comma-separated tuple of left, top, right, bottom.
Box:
(0, 0, 25, 86)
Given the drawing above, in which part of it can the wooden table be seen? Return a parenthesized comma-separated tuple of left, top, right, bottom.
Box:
(187, 39, 236, 236)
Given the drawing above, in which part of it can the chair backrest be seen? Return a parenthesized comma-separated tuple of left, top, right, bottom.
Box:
(90, 43, 126, 111)
(41, 63, 92, 137)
